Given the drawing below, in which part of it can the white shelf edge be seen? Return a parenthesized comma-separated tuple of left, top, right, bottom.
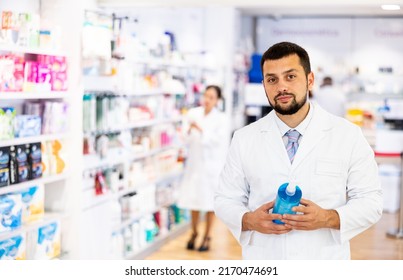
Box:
(0, 212, 65, 241)
(0, 45, 66, 57)
(84, 117, 183, 136)
(83, 145, 182, 170)
(0, 133, 67, 147)
(0, 173, 69, 195)
(84, 88, 185, 96)
(124, 222, 190, 260)
(0, 91, 67, 100)
(124, 58, 217, 71)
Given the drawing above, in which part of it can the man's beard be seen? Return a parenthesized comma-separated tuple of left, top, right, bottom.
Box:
(268, 90, 308, 115)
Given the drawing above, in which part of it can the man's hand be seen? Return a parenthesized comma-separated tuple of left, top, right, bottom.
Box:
(281, 198, 340, 230)
(242, 200, 292, 235)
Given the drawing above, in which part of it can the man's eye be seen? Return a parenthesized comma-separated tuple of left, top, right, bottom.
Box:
(266, 78, 276, 84)
(288, 75, 296, 80)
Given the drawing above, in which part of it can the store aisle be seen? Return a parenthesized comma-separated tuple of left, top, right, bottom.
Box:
(146, 213, 403, 260)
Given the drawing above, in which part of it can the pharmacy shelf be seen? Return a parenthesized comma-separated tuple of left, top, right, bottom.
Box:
(126, 57, 216, 71)
(0, 91, 67, 100)
(84, 117, 183, 136)
(116, 171, 183, 199)
(347, 92, 403, 101)
(113, 205, 164, 233)
(0, 173, 69, 196)
(82, 170, 183, 211)
(0, 45, 66, 57)
(125, 222, 190, 260)
(83, 145, 182, 170)
(85, 88, 185, 97)
(0, 133, 67, 147)
(0, 212, 64, 241)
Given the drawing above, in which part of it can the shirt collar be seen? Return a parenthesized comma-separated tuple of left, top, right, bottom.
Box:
(274, 101, 314, 136)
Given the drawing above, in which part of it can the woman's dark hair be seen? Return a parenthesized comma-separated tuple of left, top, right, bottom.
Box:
(205, 85, 222, 99)
(260, 42, 311, 76)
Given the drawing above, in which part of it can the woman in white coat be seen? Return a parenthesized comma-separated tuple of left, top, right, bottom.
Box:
(177, 85, 229, 252)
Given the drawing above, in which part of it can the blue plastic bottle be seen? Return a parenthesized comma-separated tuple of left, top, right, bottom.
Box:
(272, 182, 302, 224)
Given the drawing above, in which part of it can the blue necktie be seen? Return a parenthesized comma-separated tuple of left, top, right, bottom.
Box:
(286, 130, 301, 163)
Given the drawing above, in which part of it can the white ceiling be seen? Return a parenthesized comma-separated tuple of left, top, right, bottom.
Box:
(97, 0, 403, 16)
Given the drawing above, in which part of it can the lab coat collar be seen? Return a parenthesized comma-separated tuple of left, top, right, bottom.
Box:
(258, 103, 334, 168)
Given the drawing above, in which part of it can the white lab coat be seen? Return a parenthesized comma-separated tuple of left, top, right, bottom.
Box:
(215, 103, 383, 260)
(178, 107, 229, 211)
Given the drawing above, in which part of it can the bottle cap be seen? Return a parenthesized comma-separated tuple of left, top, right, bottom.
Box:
(286, 183, 296, 196)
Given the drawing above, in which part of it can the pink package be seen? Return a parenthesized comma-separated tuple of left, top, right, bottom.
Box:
(37, 64, 51, 84)
(24, 61, 39, 83)
(51, 72, 68, 91)
(50, 56, 67, 73)
(13, 55, 25, 91)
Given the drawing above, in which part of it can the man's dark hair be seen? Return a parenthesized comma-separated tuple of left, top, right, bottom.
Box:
(260, 42, 311, 76)
(205, 85, 222, 99)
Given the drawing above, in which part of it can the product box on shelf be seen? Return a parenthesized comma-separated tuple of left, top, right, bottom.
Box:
(0, 146, 10, 188)
(26, 220, 61, 260)
(14, 115, 42, 138)
(41, 140, 65, 176)
(29, 142, 42, 179)
(0, 107, 16, 140)
(0, 54, 24, 92)
(0, 233, 26, 260)
(0, 193, 22, 233)
(20, 184, 44, 223)
(13, 144, 31, 183)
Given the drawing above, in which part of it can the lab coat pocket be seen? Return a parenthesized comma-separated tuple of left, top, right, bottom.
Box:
(315, 158, 342, 177)
(312, 158, 346, 206)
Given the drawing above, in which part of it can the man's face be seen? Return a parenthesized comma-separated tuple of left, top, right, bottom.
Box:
(262, 54, 314, 115)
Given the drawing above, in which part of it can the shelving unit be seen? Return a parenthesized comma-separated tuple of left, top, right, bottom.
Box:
(0, 173, 69, 196)
(0, 45, 66, 57)
(0, 212, 64, 241)
(83, 117, 183, 136)
(0, 133, 67, 147)
(0, 38, 71, 259)
(0, 91, 67, 100)
(126, 222, 190, 260)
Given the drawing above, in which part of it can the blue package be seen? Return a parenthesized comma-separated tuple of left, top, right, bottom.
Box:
(0, 235, 25, 260)
(0, 194, 22, 233)
(16, 144, 30, 182)
(14, 115, 42, 138)
(29, 143, 42, 179)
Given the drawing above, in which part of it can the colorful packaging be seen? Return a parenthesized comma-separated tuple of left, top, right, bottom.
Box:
(51, 72, 68, 91)
(16, 144, 31, 183)
(13, 54, 25, 92)
(14, 115, 42, 138)
(0, 193, 22, 233)
(0, 234, 26, 260)
(9, 145, 18, 185)
(27, 220, 61, 260)
(0, 56, 15, 91)
(29, 142, 42, 179)
(23, 61, 38, 92)
(0, 107, 16, 140)
(20, 184, 44, 223)
(0, 147, 10, 188)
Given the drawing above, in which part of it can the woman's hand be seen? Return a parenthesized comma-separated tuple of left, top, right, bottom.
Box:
(188, 121, 202, 134)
